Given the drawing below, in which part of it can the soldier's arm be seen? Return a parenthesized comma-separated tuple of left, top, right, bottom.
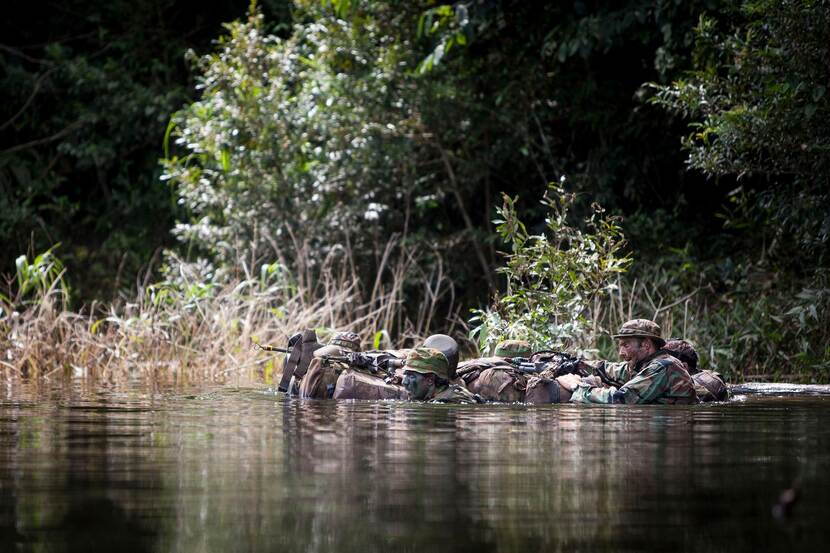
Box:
(569, 382, 618, 404)
(610, 362, 670, 404)
(599, 361, 631, 382)
(570, 361, 668, 404)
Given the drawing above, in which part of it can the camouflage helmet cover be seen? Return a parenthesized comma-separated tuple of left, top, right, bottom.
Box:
(329, 331, 360, 352)
(404, 347, 449, 380)
(664, 338, 699, 370)
(494, 339, 532, 358)
(611, 319, 665, 346)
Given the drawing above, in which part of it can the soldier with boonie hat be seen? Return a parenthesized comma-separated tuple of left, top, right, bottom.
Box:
(559, 318, 697, 405)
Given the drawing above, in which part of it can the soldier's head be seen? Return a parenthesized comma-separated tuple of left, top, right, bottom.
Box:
(612, 319, 665, 366)
(328, 331, 361, 352)
(494, 339, 532, 359)
(663, 338, 699, 373)
(402, 347, 449, 400)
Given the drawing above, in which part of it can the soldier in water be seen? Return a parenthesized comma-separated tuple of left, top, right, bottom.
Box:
(298, 331, 361, 399)
(663, 338, 729, 402)
(557, 319, 697, 404)
(402, 347, 483, 404)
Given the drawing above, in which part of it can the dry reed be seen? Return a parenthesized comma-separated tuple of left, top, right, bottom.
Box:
(1, 237, 462, 388)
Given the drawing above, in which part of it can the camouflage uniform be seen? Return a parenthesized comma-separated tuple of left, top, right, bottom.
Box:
(454, 340, 533, 402)
(405, 347, 483, 404)
(570, 352, 697, 404)
(570, 320, 697, 405)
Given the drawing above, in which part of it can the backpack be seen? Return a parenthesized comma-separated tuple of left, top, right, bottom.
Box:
(524, 377, 564, 404)
(692, 369, 729, 402)
(332, 369, 408, 400)
(298, 357, 341, 399)
(457, 358, 527, 403)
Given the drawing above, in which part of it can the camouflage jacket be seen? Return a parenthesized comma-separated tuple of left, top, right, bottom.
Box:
(429, 384, 485, 404)
(570, 351, 697, 405)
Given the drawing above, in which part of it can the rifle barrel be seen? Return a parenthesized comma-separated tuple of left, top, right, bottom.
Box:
(255, 343, 290, 353)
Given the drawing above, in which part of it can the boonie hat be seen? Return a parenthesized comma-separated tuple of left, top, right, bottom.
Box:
(404, 347, 449, 380)
(612, 319, 665, 347)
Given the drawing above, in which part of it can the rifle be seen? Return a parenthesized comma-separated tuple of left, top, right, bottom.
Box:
(252, 341, 291, 353)
(321, 351, 405, 377)
(503, 357, 550, 374)
(504, 354, 591, 377)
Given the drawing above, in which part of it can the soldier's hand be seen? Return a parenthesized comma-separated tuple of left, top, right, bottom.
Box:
(580, 375, 602, 387)
(556, 373, 582, 393)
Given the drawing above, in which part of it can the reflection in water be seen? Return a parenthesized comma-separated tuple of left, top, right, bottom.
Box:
(1, 383, 830, 552)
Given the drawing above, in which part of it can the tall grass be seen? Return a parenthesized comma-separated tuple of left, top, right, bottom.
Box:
(597, 267, 830, 383)
(1, 238, 460, 387)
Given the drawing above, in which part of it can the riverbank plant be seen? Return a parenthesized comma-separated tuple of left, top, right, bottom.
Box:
(470, 183, 631, 356)
(0, 241, 457, 387)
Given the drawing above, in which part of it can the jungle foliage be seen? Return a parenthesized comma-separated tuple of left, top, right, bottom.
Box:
(3, 0, 829, 381)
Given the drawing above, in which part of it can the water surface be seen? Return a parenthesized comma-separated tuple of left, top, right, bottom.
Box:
(1, 382, 829, 552)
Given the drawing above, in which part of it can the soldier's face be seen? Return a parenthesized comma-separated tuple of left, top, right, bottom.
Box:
(403, 371, 435, 400)
(618, 338, 647, 365)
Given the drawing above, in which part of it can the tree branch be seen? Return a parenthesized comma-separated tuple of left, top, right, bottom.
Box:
(0, 120, 84, 156)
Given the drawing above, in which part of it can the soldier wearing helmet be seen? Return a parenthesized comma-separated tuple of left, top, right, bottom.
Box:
(558, 319, 697, 404)
(297, 331, 361, 399)
(663, 338, 729, 402)
(493, 339, 533, 359)
(403, 347, 483, 404)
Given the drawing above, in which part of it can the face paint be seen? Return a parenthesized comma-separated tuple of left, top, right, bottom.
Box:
(403, 371, 433, 400)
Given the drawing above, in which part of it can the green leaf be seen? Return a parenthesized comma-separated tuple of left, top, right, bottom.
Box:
(373, 330, 390, 350)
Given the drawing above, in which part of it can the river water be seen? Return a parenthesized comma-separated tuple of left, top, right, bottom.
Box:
(1, 382, 829, 552)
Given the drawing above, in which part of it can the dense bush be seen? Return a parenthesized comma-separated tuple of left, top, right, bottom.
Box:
(648, 0, 830, 379)
(471, 184, 630, 356)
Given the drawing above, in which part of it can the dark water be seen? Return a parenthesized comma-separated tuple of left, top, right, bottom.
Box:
(2, 383, 830, 552)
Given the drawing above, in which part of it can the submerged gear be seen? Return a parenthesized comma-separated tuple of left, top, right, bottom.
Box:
(299, 358, 340, 399)
(524, 377, 564, 404)
(430, 383, 484, 404)
(333, 369, 408, 400)
(456, 357, 529, 402)
(494, 340, 532, 358)
(467, 367, 526, 402)
(299, 344, 352, 399)
(692, 369, 729, 402)
(404, 348, 450, 380)
(612, 319, 665, 347)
